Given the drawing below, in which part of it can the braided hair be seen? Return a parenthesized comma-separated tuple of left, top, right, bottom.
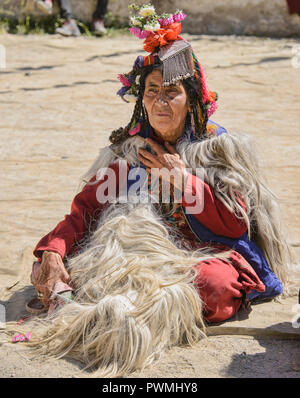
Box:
(109, 65, 208, 145)
(182, 76, 208, 140)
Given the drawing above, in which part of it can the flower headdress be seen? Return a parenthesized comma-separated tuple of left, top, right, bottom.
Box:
(115, 3, 218, 138)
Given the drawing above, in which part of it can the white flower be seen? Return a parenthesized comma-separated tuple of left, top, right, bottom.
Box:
(130, 17, 142, 27)
(144, 21, 161, 31)
(123, 93, 138, 103)
(139, 5, 155, 17)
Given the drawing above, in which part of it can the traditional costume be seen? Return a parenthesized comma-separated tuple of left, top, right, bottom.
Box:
(29, 4, 290, 377)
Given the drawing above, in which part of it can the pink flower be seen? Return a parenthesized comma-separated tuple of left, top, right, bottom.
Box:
(138, 30, 151, 39)
(129, 27, 151, 39)
(173, 12, 186, 23)
(158, 15, 174, 27)
(129, 122, 141, 136)
(207, 101, 217, 117)
(129, 27, 141, 37)
(118, 74, 131, 87)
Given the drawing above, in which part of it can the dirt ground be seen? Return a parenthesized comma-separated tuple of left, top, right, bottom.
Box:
(0, 32, 300, 379)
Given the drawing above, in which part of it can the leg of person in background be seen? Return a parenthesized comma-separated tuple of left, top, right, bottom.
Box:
(286, 0, 300, 15)
(35, 0, 53, 14)
(55, 0, 81, 37)
(92, 0, 108, 35)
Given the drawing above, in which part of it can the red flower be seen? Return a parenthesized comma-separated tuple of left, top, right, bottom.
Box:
(143, 23, 182, 53)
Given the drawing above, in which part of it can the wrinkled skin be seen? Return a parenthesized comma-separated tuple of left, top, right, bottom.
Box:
(32, 251, 70, 307)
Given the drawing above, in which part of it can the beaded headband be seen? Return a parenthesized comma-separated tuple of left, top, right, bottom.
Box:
(116, 3, 218, 136)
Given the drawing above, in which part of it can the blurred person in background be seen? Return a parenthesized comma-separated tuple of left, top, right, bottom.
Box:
(286, 0, 300, 16)
(36, 0, 53, 14)
(35, 0, 109, 36)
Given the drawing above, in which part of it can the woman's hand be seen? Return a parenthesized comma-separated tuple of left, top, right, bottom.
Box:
(34, 251, 70, 307)
(138, 138, 187, 190)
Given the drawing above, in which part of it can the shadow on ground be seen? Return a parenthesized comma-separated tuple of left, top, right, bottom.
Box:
(0, 285, 36, 323)
(223, 331, 300, 378)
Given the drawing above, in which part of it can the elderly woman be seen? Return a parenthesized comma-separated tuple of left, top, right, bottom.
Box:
(28, 5, 290, 377)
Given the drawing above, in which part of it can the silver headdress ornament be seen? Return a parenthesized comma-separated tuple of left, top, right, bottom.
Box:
(157, 40, 195, 86)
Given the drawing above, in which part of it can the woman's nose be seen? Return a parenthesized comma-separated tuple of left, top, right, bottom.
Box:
(155, 92, 168, 104)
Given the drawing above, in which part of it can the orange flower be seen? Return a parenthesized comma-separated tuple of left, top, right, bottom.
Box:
(207, 91, 217, 103)
(143, 23, 182, 53)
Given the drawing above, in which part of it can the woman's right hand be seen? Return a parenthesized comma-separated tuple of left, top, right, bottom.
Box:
(34, 251, 70, 307)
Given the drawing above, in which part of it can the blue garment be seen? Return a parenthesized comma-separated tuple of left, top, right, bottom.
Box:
(183, 120, 283, 299)
(183, 210, 283, 300)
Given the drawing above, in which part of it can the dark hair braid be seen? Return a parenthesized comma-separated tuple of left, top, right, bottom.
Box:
(182, 77, 208, 140)
(109, 66, 153, 145)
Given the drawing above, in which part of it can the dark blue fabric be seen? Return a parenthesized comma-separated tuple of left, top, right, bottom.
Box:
(138, 123, 153, 139)
(183, 210, 283, 300)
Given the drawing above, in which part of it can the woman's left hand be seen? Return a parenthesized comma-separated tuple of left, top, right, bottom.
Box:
(138, 138, 187, 190)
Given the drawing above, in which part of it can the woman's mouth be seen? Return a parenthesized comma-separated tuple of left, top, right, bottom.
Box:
(156, 113, 171, 117)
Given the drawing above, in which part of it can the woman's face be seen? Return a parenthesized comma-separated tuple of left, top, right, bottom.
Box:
(143, 70, 189, 143)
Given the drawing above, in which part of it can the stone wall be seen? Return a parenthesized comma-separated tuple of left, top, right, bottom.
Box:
(153, 0, 300, 37)
(0, 0, 300, 37)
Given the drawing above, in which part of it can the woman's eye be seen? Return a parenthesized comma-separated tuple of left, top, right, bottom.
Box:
(147, 88, 159, 95)
(166, 89, 178, 97)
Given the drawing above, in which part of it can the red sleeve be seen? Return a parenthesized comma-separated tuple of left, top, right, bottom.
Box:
(33, 162, 124, 260)
(181, 172, 247, 238)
